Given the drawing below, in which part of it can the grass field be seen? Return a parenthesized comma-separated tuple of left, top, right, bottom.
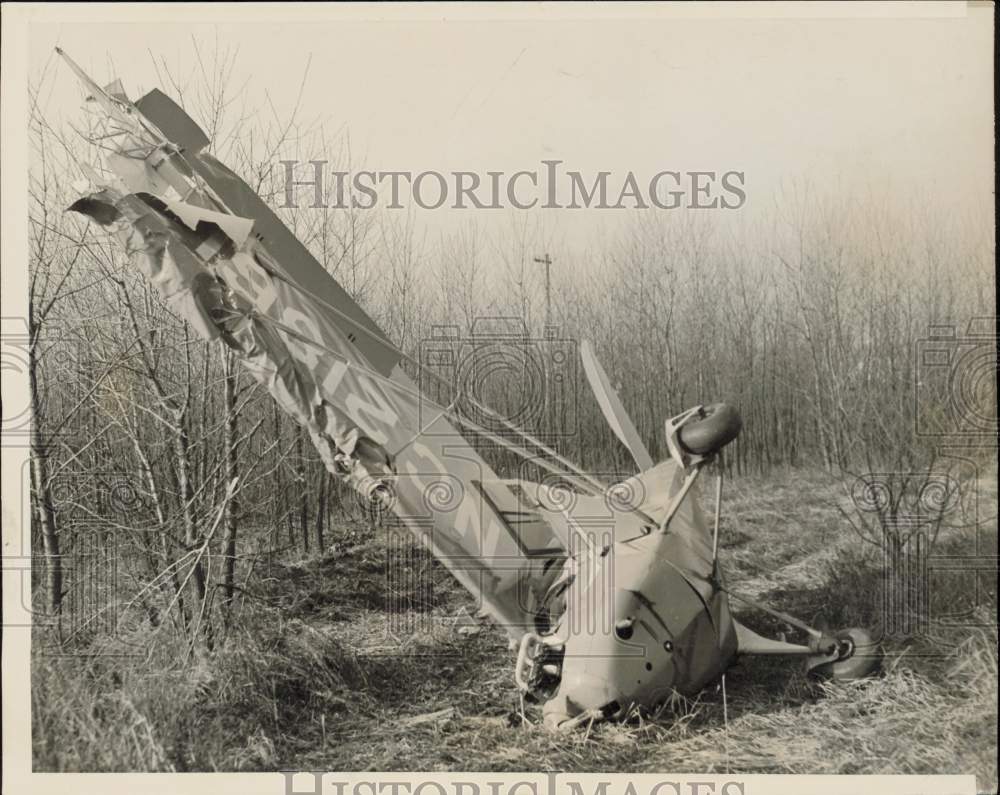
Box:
(32, 466, 998, 790)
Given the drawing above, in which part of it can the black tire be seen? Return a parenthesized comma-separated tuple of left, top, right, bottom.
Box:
(678, 403, 743, 456)
(811, 628, 883, 681)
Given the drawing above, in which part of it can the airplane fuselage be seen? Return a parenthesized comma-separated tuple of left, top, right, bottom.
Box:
(543, 529, 739, 726)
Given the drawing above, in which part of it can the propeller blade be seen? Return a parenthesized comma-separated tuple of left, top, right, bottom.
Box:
(579, 339, 655, 471)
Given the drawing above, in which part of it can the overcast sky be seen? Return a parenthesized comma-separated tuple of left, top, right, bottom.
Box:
(25, 3, 995, 247)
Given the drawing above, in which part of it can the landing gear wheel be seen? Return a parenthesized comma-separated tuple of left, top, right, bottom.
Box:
(678, 403, 743, 456)
(810, 628, 883, 681)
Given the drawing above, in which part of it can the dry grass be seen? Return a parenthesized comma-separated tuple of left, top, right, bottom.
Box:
(31, 465, 998, 789)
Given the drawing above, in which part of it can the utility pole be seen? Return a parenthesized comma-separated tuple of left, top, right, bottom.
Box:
(533, 253, 552, 329)
(533, 253, 555, 444)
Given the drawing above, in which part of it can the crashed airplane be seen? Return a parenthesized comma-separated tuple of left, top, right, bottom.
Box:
(59, 50, 883, 729)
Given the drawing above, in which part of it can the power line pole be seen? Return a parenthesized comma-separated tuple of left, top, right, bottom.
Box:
(534, 253, 556, 443)
(533, 253, 552, 329)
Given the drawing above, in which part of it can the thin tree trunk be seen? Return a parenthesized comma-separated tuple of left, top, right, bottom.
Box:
(29, 323, 62, 625)
(296, 428, 309, 554)
(315, 469, 326, 552)
(174, 412, 212, 649)
(30, 427, 62, 618)
(129, 420, 189, 630)
(221, 346, 239, 611)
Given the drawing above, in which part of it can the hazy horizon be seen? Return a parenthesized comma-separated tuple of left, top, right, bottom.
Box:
(26, 4, 994, 252)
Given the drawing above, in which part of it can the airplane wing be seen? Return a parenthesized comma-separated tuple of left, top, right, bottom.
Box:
(60, 52, 565, 641)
